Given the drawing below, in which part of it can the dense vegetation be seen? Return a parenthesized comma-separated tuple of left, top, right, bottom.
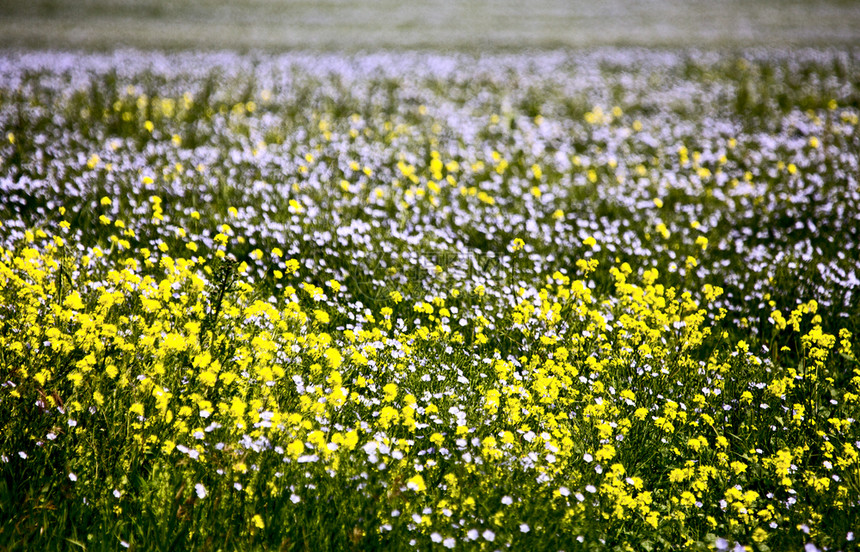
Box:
(1, 49, 859, 551)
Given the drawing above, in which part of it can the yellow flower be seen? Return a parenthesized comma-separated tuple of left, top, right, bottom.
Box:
(199, 371, 218, 387)
(314, 344, 338, 368)
(645, 512, 659, 528)
(340, 430, 359, 450)
(64, 291, 85, 310)
(287, 440, 305, 459)
(378, 406, 399, 428)
(383, 383, 398, 402)
(669, 468, 687, 483)
(252, 514, 265, 529)
(406, 474, 427, 492)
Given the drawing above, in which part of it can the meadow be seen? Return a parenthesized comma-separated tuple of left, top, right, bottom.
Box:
(1, 0, 860, 50)
(1, 49, 859, 550)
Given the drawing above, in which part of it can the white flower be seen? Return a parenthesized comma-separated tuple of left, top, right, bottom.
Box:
(520, 524, 530, 533)
(431, 533, 442, 543)
(195, 483, 207, 498)
(443, 537, 456, 548)
(290, 493, 301, 503)
(585, 485, 597, 493)
(501, 495, 513, 505)
(482, 530, 495, 542)
(68, 473, 77, 482)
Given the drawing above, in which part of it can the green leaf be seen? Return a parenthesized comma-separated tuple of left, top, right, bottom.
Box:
(65, 538, 87, 550)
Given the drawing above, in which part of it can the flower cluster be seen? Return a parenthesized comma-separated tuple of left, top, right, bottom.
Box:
(1, 49, 859, 551)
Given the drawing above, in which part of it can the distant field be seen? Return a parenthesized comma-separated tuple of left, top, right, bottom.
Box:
(1, 0, 859, 50)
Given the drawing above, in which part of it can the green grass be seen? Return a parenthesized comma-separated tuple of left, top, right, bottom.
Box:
(0, 0, 859, 50)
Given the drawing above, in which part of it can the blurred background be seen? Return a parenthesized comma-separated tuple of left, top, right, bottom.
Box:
(1, 0, 859, 51)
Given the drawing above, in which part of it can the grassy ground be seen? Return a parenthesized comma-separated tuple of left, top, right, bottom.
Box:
(1, 49, 859, 551)
(1, 0, 859, 50)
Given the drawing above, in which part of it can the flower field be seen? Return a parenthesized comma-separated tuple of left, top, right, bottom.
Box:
(1, 49, 859, 551)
